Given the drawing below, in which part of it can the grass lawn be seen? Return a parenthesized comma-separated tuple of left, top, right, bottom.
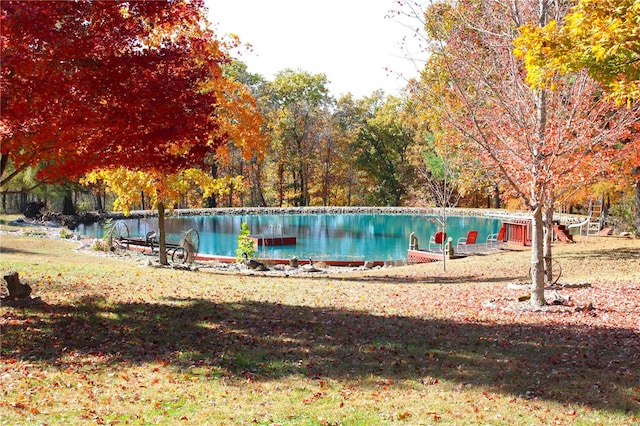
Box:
(1, 218, 640, 425)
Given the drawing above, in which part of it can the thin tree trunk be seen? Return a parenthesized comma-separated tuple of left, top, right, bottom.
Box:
(277, 163, 284, 207)
(492, 185, 501, 209)
(530, 0, 549, 307)
(253, 161, 267, 207)
(206, 162, 218, 208)
(0, 152, 8, 180)
(543, 192, 555, 284)
(158, 201, 168, 265)
(530, 206, 546, 306)
(62, 190, 76, 215)
(94, 190, 103, 211)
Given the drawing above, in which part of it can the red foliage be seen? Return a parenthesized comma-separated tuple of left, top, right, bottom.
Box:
(1, 0, 228, 184)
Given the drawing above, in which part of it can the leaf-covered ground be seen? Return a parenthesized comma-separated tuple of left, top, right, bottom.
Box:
(1, 225, 639, 425)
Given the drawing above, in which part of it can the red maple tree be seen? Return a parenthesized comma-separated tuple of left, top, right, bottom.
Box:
(1, 0, 227, 186)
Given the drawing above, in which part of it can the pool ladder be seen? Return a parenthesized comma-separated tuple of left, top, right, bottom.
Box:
(263, 224, 284, 251)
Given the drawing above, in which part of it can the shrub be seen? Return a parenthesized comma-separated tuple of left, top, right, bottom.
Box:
(91, 239, 110, 252)
(59, 228, 74, 239)
(236, 222, 256, 261)
(24, 229, 46, 237)
(608, 194, 637, 234)
(90, 219, 114, 252)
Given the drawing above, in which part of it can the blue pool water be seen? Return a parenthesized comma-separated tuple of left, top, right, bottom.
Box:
(78, 213, 502, 262)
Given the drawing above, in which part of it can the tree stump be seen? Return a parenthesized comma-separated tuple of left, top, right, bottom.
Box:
(1, 272, 42, 307)
(3, 271, 31, 300)
(1, 271, 47, 307)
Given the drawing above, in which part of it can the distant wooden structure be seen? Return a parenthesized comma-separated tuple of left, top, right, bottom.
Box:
(503, 219, 531, 246)
(585, 199, 604, 236)
(553, 224, 575, 243)
(249, 234, 297, 247)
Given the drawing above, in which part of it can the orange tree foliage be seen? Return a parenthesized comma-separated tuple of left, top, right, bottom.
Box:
(514, 0, 640, 233)
(207, 61, 269, 207)
(0, 0, 235, 186)
(514, 0, 640, 105)
(403, 0, 638, 306)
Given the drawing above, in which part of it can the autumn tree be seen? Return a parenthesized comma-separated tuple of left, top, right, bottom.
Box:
(310, 109, 338, 206)
(264, 69, 332, 206)
(606, 121, 640, 235)
(402, 0, 638, 306)
(2, 1, 219, 184)
(515, 0, 640, 235)
(82, 167, 240, 264)
(207, 61, 269, 207)
(354, 92, 416, 206)
(328, 94, 370, 205)
(1, 1, 262, 264)
(515, 0, 640, 105)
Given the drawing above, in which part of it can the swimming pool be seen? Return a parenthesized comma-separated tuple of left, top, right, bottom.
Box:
(78, 212, 503, 262)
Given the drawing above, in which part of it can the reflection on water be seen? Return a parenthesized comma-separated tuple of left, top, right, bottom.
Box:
(78, 214, 502, 262)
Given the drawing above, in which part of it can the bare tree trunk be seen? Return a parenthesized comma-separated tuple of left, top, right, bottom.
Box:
(62, 190, 76, 215)
(543, 192, 555, 284)
(492, 185, 501, 209)
(530, 206, 546, 306)
(20, 191, 27, 212)
(277, 163, 285, 207)
(530, 0, 549, 307)
(157, 201, 168, 265)
(94, 189, 103, 211)
(251, 162, 267, 207)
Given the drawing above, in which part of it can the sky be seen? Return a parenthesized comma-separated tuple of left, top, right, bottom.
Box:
(205, 0, 422, 98)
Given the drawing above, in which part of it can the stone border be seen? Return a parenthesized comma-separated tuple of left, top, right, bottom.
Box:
(104, 206, 534, 219)
(103, 206, 588, 226)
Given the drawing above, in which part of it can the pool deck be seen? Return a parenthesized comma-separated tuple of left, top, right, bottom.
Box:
(407, 249, 467, 264)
